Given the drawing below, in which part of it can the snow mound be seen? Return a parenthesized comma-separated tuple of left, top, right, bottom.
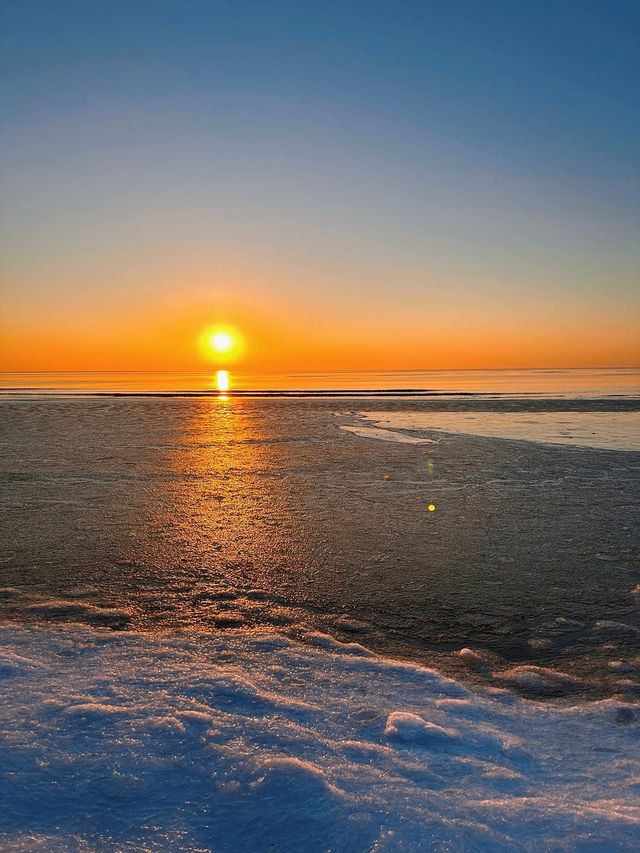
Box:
(0, 622, 638, 852)
(496, 665, 584, 697)
(458, 647, 495, 669)
(384, 711, 460, 746)
(305, 630, 374, 656)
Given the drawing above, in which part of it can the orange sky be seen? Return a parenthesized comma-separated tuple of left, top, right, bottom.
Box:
(2, 263, 638, 371)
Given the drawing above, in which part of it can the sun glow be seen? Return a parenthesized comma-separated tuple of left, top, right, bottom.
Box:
(198, 325, 245, 363)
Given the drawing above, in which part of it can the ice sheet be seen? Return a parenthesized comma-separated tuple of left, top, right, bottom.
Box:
(349, 411, 640, 451)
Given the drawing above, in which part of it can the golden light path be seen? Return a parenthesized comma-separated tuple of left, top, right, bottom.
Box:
(216, 369, 230, 396)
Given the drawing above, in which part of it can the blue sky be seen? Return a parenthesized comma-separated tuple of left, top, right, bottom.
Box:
(1, 0, 639, 368)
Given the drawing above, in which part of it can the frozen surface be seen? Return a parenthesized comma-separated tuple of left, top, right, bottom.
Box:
(351, 411, 640, 451)
(340, 425, 436, 444)
(1, 398, 639, 696)
(0, 623, 639, 852)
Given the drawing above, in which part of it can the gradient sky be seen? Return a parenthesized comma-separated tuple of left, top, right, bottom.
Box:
(1, 0, 639, 370)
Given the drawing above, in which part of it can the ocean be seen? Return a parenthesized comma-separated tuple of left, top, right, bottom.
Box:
(2, 367, 640, 396)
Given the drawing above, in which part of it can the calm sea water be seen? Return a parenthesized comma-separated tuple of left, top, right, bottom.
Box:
(1, 367, 639, 397)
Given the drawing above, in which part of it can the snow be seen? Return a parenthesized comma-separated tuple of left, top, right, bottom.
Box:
(346, 411, 640, 451)
(0, 623, 638, 851)
(495, 665, 584, 697)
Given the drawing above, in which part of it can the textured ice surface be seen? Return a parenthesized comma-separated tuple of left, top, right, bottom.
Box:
(2, 397, 639, 697)
(0, 623, 638, 852)
(340, 425, 436, 444)
(351, 411, 640, 451)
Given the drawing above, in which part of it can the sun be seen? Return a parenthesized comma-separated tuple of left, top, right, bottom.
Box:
(210, 331, 234, 353)
(198, 325, 245, 363)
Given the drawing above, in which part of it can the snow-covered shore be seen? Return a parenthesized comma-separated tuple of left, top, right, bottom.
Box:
(1, 624, 638, 851)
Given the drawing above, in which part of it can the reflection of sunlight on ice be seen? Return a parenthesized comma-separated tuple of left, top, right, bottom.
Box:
(146, 398, 303, 625)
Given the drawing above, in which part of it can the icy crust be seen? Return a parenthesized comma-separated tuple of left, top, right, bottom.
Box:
(345, 411, 640, 451)
(0, 624, 639, 853)
(0, 586, 131, 628)
(340, 425, 436, 445)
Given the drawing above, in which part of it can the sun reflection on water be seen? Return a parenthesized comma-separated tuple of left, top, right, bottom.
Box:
(215, 370, 230, 399)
